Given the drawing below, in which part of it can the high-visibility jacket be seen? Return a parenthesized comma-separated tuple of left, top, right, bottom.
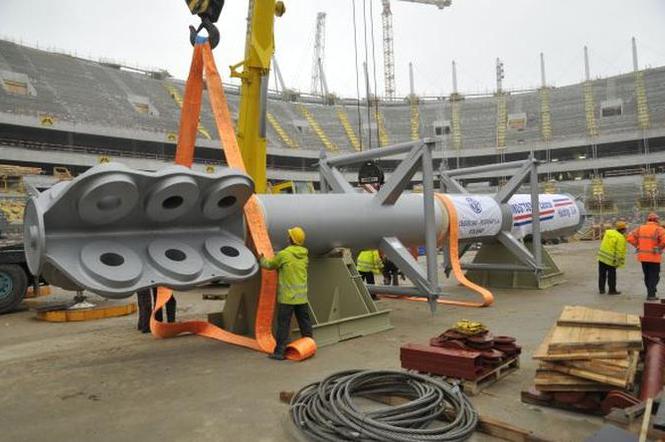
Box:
(597, 229, 627, 268)
(626, 222, 665, 263)
(356, 250, 383, 274)
(260, 245, 309, 305)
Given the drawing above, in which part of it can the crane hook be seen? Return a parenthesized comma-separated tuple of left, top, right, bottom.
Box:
(189, 17, 220, 49)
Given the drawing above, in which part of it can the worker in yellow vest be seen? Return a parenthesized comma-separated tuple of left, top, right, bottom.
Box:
(597, 220, 628, 295)
(260, 226, 312, 360)
(357, 250, 383, 299)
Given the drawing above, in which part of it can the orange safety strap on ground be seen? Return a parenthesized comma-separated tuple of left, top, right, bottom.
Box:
(151, 286, 260, 350)
(379, 194, 494, 308)
(148, 41, 289, 357)
(284, 337, 317, 361)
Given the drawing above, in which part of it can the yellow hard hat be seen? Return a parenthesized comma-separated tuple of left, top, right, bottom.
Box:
(288, 226, 306, 246)
(615, 221, 627, 230)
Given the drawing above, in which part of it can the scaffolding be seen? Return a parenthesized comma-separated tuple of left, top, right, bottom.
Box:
(451, 98, 463, 153)
(586, 176, 618, 220)
(495, 93, 507, 149)
(638, 173, 664, 212)
(539, 88, 552, 142)
(410, 101, 421, 141)
(635, 71, 651, 130)
(544, 180, 557, 194)
(583, 82, 598, 138)
(0, 164, 42, 194)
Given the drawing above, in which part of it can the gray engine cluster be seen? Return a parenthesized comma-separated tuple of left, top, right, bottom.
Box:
(23, 163, 259, 298)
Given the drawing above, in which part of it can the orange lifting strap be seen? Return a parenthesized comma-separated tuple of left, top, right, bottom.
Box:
(433, 194, 494, 307)
(150, 42, 313, 361)
(381, 194, 494, 308)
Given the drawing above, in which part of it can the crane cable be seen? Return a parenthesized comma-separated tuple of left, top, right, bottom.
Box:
(351, 0, 364, 151)
(368, 0, 382, 148)
(361, 0, 373, 149)
(289, 369, 478, 441)
(150, 41, 316, 362)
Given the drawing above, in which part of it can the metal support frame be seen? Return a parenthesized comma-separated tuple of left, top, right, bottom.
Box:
(440, 155, 544, 273)
(319, 138, 442, 311)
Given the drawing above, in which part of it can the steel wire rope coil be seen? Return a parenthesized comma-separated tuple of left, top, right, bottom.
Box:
(289, 369, 478, 441)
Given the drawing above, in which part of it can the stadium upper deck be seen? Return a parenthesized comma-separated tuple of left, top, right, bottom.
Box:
(1, 38, 665, 187)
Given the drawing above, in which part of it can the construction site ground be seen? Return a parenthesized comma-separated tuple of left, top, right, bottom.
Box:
(0, 241, 649, 441)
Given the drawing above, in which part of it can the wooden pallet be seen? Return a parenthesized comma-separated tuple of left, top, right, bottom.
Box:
(534, 370, 614, 392)
(459, 356, 520, 396)
(548, 324, 643, 352)
(557, 305, 641, 330)
(533, 327, 629, 361)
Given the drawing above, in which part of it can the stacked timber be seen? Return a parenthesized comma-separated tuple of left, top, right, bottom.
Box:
(523, 306, 642, 414)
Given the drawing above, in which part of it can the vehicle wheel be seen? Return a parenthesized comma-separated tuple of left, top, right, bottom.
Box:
(0, 264, 28, 314)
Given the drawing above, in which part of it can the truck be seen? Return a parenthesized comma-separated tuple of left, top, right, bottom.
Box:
(0, 242, 35, 314)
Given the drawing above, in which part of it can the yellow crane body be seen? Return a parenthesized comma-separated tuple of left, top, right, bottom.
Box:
(231, 0, 282, 193)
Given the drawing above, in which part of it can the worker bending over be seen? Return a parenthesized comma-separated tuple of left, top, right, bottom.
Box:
(627, 212, 665, 300)
(356, 249, 383, 299)
(357, 249, 383, 285)
(597, 221, 627, 295)
(260, 226, 313, 360)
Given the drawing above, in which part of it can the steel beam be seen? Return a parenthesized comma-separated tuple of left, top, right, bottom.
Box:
(444, 159, 530, 178)
(530, 157, 543, 268)
(379, 237, 435, 301)
(259, 193, 445, 254)
(494, 159, 535, 203)
(319, 149, 329, 194)
(373, 142, 424, 205)
(366, 285, 427, 296)
(497, 231, 539, 270)
(319, 163, 354, 194)
(443, 242, 473, 277)
(421, 142, 439, 307)
(461, 263, 535, 272)
(439, 173, 467, 194)
(324, 139, 429, 167)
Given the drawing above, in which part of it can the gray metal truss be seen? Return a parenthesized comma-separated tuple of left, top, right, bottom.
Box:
(439, 154, 544, 273)
(319, 138, 442, 311)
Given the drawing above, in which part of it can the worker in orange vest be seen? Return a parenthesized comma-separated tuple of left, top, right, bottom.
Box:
(626, 212, 665, 300)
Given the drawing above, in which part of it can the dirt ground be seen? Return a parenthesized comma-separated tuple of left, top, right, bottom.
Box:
(0, 240, 651, 441)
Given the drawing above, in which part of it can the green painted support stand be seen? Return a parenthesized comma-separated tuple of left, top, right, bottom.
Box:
(208, 251, 392, 347)
(464, 242, 565, 289)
